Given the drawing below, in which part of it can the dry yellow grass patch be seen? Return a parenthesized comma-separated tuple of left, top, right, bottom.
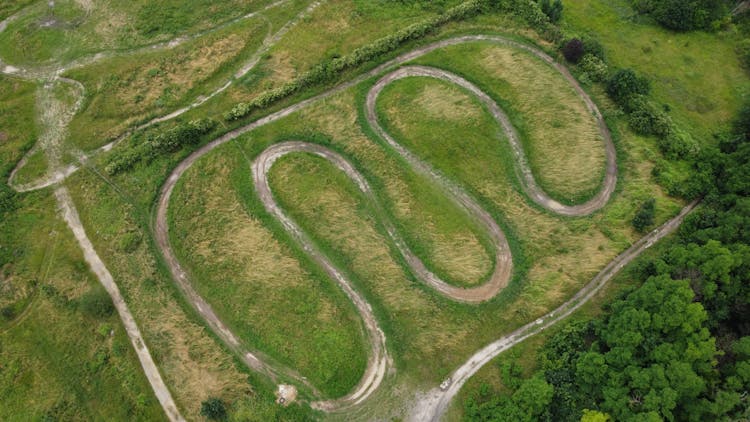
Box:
(118, 34, 245, 113)
(477, 45, 605, 199)
(414, 83, 482, 123)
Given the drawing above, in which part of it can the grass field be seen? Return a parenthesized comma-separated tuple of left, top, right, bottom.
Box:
(0, 193, 166, 421)
(562, 0, 750, 142)
(403, 42, 607, 204)
(2, 1, 728, 419)
(0, 76, 37, 178)
(0, 73, 167, 421)
(158, 33, 681, 400)
(168, 147, 368, 398)
(63, 0, 314, 151)
(0, 0, 281, 66)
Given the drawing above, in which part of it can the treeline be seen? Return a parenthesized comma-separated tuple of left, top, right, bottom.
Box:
(465, 99, 750, 421)
(631, 0, 734, 31)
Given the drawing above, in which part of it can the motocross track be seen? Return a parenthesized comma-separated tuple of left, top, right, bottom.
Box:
(153, 34, 625, 414)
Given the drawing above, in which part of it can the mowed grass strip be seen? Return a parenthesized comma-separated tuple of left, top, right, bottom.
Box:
(168, 146, 367, 398)
(406, 42, 606, 204)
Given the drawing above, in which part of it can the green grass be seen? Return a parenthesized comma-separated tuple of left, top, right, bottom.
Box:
(404, 42, 607, 205)
(167, 145, 368, 398)
(0, 76, 37, 177)
(0, 190, 166, 421)
(0, 0, 34, 21)
(562, 0, 750, 142)
(0, 0, 282, 66)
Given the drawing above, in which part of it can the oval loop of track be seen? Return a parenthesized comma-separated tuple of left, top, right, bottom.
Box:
(155, 35, 617, 413)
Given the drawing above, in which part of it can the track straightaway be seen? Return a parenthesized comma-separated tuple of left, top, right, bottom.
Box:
(154, 34, 620, 414)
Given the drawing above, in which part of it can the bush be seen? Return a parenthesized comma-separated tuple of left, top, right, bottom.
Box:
(581, 36, 606, 60)
(632, 198, 656, 232)
(737, 39, 750, 71)
(539, 0, 563, 23)
(200, 398, 227, 421)
(80, 288, 115, 319)
(579, 54, 608, 82)
(0, 183, 17, 216)
(658, 129, 700, 159)
(626, 95, 673, 137)
(561, 38, 585, 63)
(606, 68, 650, 106)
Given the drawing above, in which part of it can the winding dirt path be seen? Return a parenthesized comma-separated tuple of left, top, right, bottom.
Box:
(153, 34, 620, 413)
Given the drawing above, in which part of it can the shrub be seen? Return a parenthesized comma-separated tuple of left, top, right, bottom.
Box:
(632, 198, 656, 232)
(200, 398, 227, 421)
(80, 288, 115, 319)
(579, 54, 608, 82)
(105, 118, 217, 175)
(626, 95, 673, 137)
(539, 0, 563, 23)
(658, 129, 700, 160)
(581, 36, 606, 60)
(606, 68, 651, 106)
(737, 39, 750, 71)
(0, 183, 17, 216)
(118, 231, 142, 253)
(561, 38, 585, 63)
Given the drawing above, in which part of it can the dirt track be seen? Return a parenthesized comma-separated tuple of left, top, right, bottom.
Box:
(1, 15, 688, 417)
(153, 35, 621, 413)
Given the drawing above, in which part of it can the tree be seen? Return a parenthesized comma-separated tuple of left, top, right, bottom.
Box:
(632, 198, 656, 232)
(200, 398, 227, 421)
(562, 38, 585, 63)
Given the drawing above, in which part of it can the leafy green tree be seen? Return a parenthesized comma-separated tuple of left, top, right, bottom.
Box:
(580, 409, 611, 422)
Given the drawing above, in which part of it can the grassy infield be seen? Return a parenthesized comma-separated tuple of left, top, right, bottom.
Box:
(1, 0, 746, 420)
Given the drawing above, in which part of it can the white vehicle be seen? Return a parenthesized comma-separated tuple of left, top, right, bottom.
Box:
(440, 378, 452, 391)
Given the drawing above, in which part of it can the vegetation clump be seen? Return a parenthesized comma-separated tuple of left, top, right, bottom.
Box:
(631, 0, 731, 31)
(105, 118, 216, 175)
(200, 397, 227, 421)
(561, 38, 585, 63)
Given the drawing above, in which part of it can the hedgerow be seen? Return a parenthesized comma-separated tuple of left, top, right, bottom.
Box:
(105, 118, 217, 175)
(226, 0, 488, 121)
